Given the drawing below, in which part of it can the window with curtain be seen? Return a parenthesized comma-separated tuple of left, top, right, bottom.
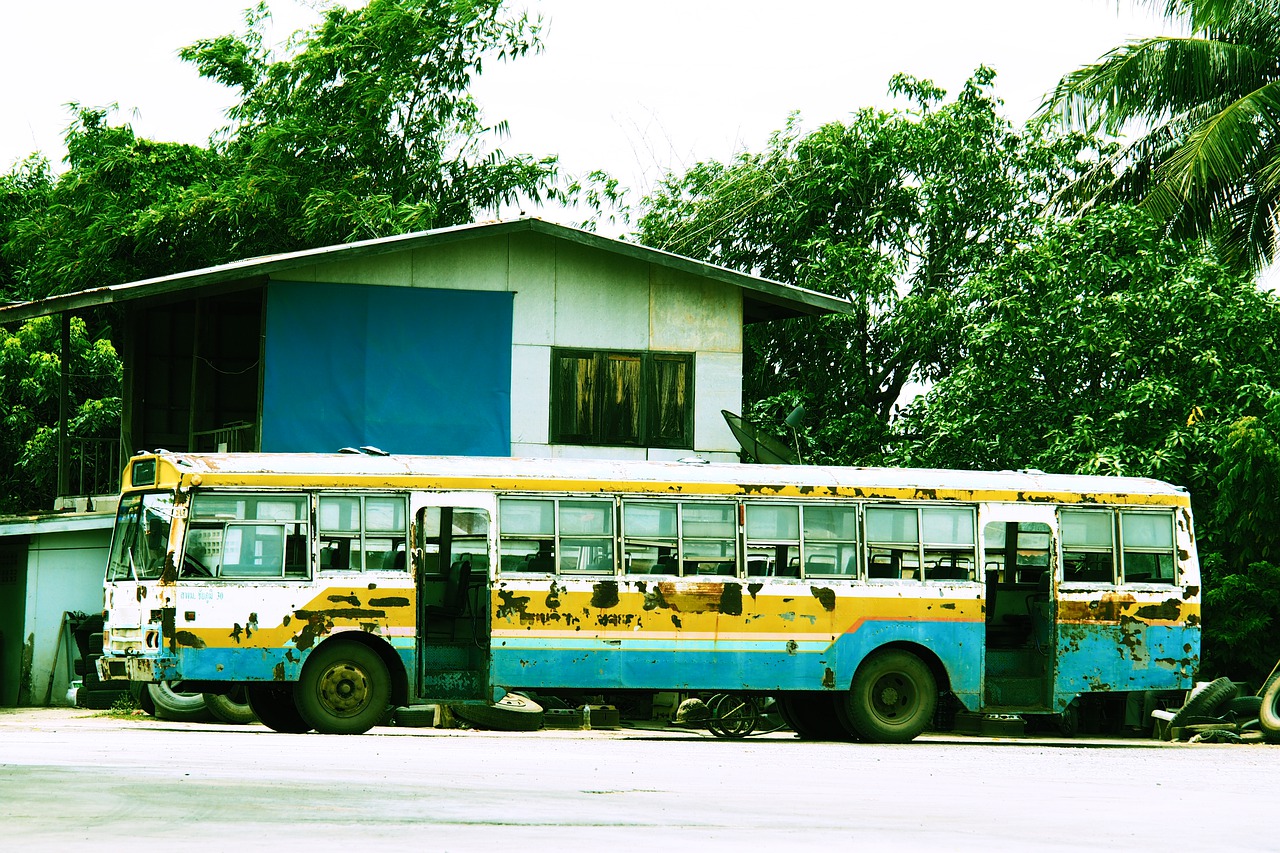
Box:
(551, 349, 694, 449)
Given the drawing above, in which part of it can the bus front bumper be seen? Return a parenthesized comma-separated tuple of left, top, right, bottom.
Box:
(98, 654, 180, 683)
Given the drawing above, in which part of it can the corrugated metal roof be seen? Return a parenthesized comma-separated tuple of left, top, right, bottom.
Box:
(0, 217, 851, 323)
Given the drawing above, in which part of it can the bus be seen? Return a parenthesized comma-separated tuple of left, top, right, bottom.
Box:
(98, 451, 1200, 741)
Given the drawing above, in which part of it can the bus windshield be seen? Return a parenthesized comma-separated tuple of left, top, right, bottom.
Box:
(107, 493, 176, 581)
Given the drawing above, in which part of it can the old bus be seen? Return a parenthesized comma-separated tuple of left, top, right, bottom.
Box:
(98, 452, 1200, 741)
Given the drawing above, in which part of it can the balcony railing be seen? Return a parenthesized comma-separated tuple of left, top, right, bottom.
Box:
(68, 437, 122, 498)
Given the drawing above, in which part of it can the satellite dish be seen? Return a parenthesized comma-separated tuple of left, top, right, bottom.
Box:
(721, 410, 799, 465)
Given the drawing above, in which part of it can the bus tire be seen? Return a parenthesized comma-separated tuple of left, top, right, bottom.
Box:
(246, 683, 312, 733)
(778, 693, 854, 741)
(844, 649, 937, 744)
(295, 641, 390, 735)
(1171, 677, 1238, 728)
(452, 693, 545, 731)
(204, 686, 257, 724)
(1259, 674, 1280, 734)
(149, 682, 213, 722)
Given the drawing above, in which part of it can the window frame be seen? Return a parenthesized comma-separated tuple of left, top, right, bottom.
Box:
(181, 491, 311, 581)
(550, 347, 695, 449)
(317, 492, 409, 573)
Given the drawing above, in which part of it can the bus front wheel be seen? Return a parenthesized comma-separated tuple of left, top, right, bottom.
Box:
(296, 641, 390, 735)
(843, 650, 937, 744)
(245, 683, 312, 734)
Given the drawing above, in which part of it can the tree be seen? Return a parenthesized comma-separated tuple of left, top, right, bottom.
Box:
(637, 69, 1098, 462)
(890, 204, 1280, 683)
(165, 0, 558, 261)
(0, 0, 559, 301)
(1040, 0, 1280, 272)
(892, 205, 1280, 498)
(0, 316, 122, 513)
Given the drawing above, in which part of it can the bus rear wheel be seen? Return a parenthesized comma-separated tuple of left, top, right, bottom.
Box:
(843, 649, 937, 744)
(246, 683, 312, 734)
(296, 641, 390, 735)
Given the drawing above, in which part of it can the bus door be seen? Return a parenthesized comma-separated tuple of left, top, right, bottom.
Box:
(980, 505, 1056, 712)
(412, 494, 495, 702)
(1053, 507, 1193, 712)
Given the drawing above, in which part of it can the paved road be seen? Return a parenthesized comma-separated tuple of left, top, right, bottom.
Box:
(1, 708, 1276, 851)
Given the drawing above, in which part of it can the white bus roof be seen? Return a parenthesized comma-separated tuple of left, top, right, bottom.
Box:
(145, 452, 1190, 506)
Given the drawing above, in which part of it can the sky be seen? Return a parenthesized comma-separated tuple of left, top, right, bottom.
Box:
(1, 0, 1180, 210)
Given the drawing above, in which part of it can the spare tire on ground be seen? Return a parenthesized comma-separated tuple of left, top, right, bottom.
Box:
(451, 693, 544, 732)
(1171, 677, 1238, 728)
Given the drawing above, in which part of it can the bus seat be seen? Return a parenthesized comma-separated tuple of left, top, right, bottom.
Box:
(805, 556, 835, 574)
(527, 549, 554, 573)
(654, 555, 678, 575)
(747, 559, 770, 576)
(869, 554, 897, 579)
(426, 559, 473, 618)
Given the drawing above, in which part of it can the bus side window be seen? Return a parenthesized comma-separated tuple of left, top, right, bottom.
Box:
(1061, 509, 1115, 583)
(866, 507, 919, 581)
(1120, 511, 1176, 584)
(319, 494, 408, 572)
(745, 504, 799, 578)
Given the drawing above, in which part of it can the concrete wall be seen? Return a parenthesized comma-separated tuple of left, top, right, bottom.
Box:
(281, 231, 743, 462)
(0, 514, 114, 706)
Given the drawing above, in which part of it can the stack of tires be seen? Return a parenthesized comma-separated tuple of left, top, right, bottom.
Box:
(72, 615, 129, 710)
(1166, 676, 1272, 742)
(143, 683, 257, 724)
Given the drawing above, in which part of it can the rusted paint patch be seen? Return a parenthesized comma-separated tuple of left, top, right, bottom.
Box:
(136, 586, 147, 602)
(591, 581, 620, 609)
(810, 586, 836, 612)
(1132, 599, 1184, 622)
(496, 590, 531, 619)
(671, 615, 682, 628)
(651, 582, 735, 613)
(1057, 594, 1138, 624)
(747, 582, 763, 599)
(291, 612, 333, 650)
(369, 596, 409, 608)
(545, 582, 564, 609)
(642, 585, 669, 611)
(822, 667, 836, 689)
(328, 594, 361, 606)
(719, 583, 743, 616)
(160, 552, 177, 585)
(162, 608, 177, 652)
(295, 607, 386, 621)
(941, 602, 956, 610)
(174, 630, 206, 648)
(1183, 585, 1200, 599)
(785, 639, 798, 655)
(272, 662, 286, 681)
(230, 623, 243, 644)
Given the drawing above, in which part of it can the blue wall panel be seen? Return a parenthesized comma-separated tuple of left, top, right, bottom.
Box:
(262, 281, 512, 455)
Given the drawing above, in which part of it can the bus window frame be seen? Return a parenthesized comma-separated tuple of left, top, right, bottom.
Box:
(182, 490, 312, 581)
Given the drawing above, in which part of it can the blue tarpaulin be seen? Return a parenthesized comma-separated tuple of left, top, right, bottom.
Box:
(261, 281, 512, 455)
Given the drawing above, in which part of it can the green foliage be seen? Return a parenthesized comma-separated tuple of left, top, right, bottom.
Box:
(0, 0, 559, 301)
(1212, 401, 1280, 566)
(892, 205, 1280, 521)
(0, 316, 122, 513)
(1040, 0, 1280, 271)
(1201, 554, 1280, 686)
(638, 68, 1100, 463)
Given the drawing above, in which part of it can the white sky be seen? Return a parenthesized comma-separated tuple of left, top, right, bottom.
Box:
(2, 0, 1178, 207)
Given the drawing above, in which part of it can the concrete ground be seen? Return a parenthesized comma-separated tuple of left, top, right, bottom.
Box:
(1, 707, 1276, 851)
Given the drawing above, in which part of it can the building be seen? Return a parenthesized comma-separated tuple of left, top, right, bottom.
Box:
(0, 216, 848, 704)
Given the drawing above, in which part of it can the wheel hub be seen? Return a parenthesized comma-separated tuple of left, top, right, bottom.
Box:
(317, 662, 370, 717)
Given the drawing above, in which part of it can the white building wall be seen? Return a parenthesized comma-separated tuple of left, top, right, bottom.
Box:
(284, 230, 747, 460)
(4, 516, 114, 706)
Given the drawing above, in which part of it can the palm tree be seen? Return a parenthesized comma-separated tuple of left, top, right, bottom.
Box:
(1040, 0, 1280, 272)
